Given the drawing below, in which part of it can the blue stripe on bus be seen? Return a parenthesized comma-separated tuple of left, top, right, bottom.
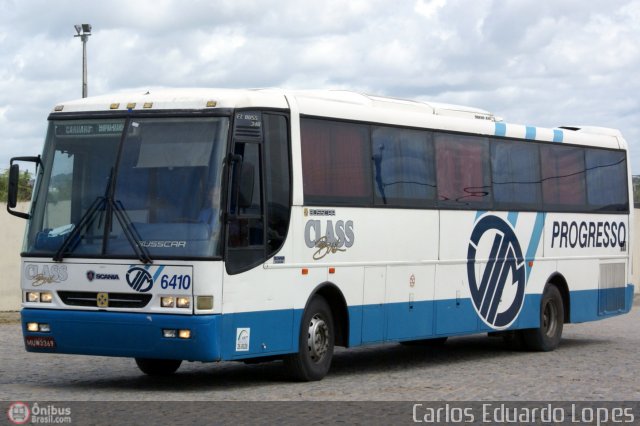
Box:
(553, 129, 564, 142)
(153, 265, 165, 282)
(525, 212, 546, 283)
(494, 123, 564, 142)
(525, 126, 536, 140)
(21, 285, 633, 361)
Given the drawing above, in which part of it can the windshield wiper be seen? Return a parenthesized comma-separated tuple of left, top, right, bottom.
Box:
(52, 195, 105, 262)
(53, 169, 152, 264)
(53, 197, 153, 264)
(110, 199, 152, 264)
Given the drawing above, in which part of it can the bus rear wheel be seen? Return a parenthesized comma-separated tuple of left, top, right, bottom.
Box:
(522, 284, 564, 351)
(135, 358, 182, 376)
(284, 296, 334, 381)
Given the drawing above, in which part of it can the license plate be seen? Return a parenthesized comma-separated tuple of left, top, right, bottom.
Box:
(25, 335, 56, 350)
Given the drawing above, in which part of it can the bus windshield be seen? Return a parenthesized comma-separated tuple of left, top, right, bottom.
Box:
(25, 116, 229, 259)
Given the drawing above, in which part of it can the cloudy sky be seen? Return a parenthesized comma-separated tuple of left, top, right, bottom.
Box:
(1, 0, 639, 171)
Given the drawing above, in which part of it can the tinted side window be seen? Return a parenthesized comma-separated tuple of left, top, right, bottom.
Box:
(228, 142, 263, 247)
(585, 148, 628, 212)
(435, 134, 491, 208)
(371, 126, 436, 207)
(540, 144, 586, 210)
(225, 139, 267, 274)
(263, 114, 291, 256)
(301, 118, 371, 206)
(491, 140, 541, 210)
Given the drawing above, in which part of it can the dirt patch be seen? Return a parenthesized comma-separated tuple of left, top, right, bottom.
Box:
(0, 311, 20, 324)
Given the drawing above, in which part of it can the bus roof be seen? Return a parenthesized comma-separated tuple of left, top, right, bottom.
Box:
(51, 88, 626, 150)
(52, 88, 290, 112)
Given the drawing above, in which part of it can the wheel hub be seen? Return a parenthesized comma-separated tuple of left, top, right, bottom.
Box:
(307, 314, 329, 362)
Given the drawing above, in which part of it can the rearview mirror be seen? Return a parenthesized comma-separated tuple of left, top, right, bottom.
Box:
(6, 156, 41, 219)
(7, 164, 19, 208)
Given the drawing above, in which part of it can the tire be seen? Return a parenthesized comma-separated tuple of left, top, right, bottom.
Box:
(135, 358, 182, 376)
(400, 337, 448, 347)
(522, 285, 564, 351)
(284, 296, 334, 381)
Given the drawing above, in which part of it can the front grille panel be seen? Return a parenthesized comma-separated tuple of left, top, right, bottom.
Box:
(58, 291, 152, 308)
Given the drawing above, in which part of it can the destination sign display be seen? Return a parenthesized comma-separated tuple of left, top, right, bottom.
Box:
(55, 122, 125, 137)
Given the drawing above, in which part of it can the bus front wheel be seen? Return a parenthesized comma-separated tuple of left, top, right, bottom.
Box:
(284, 296, 334, 381)
(522, 284, 564, 351)
(135, 358, 182, 376)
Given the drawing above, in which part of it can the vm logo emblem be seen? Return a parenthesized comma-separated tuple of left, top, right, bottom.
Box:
(126, 267, 153, 293)
(467, 215, 526, 330)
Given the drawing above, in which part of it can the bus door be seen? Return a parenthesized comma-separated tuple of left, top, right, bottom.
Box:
(222, 111, 294, 359)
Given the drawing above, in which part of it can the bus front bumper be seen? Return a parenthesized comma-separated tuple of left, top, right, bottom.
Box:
(20, 308, 222, 362)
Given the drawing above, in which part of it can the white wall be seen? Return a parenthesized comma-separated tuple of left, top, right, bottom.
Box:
(0, 202, 28, 311)
(0, 205, 638, 311)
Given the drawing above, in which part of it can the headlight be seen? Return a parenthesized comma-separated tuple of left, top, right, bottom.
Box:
(27, 322, 51, 332)
(162, 329, 177, 338)
(160, 296, 192, 309)
(26, 292, 40, 303)
(26, 291, 54, 303)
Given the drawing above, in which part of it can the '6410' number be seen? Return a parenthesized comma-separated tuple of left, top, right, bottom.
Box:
(160, 274, 191, 290)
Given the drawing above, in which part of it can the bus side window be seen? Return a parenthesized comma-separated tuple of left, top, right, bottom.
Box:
(435, 134, 492, 208)
(226, 142, 266, 273)
(263, 114, 291, 257)
(540, 144, 586, 211)
(228, 142, 263, 241)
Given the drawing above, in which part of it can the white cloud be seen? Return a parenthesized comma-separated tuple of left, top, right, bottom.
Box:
(197, 31, 246, 63)
(414, 0, 447, 20)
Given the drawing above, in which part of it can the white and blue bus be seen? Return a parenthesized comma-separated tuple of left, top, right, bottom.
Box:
(8, 89, 634, 381)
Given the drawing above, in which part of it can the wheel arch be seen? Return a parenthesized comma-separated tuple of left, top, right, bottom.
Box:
(305, 282, 350, 347)
(546, 272, 571, 324)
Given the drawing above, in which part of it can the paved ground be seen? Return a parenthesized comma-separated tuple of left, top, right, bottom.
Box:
(0, 300, 638, 424)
